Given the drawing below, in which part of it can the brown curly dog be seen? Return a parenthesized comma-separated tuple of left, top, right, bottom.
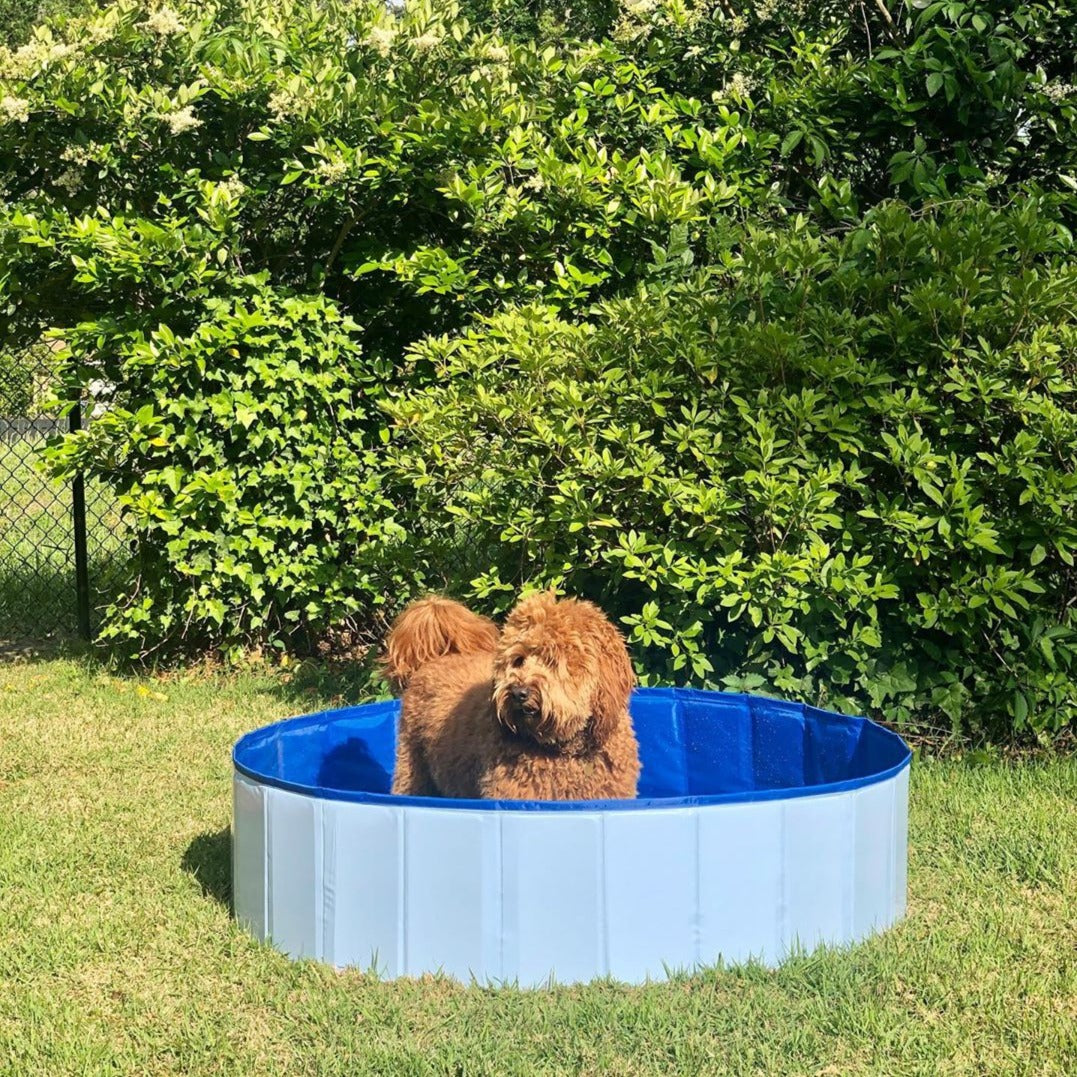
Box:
(383, 592, 640, 800)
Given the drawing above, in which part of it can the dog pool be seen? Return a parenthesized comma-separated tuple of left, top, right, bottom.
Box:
(232, 688, 911, 986)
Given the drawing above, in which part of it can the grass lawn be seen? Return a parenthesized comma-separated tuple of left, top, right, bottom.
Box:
(1, 655, 1074, 1076)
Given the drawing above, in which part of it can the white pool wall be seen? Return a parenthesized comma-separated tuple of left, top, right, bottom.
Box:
(232, 762, 909, 985)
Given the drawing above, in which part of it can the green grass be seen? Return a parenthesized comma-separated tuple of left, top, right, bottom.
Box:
(1, 656, 1074, 1076)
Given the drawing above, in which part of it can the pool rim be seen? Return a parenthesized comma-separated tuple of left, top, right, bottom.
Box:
(232, 686, 912, 813)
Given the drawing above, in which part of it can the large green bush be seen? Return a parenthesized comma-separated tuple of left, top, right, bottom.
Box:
(45, 278, 413, 655)
(465, 0, 1077, 210)
(1, 0, 773, 652)
(0, 0, 85, 48)
(0, 0, 774, 349)
(389, 199, 1077, 740)
(0, 0, 1075, 742)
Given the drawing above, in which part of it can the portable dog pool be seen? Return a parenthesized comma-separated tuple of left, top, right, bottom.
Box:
(232, 688, 911, 986)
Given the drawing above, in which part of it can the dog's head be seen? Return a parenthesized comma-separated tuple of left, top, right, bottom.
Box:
(492, 592, 635, 748)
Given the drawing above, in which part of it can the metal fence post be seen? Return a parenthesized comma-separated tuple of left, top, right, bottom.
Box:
(69, 396, 91, 641)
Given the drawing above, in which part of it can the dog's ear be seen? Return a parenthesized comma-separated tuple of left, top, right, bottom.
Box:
(588, 607, 636, 745)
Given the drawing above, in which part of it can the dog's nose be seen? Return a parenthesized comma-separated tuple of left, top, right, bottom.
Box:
(511, 685, 530, 702)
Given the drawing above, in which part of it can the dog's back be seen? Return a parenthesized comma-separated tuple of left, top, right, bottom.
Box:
(382, 596, 498, 694)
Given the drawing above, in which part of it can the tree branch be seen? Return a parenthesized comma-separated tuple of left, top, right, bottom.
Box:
(871, 0, 904, 45)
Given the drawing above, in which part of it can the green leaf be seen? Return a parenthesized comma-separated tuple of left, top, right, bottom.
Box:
(780, 130, 804, 157)
(1012, 691, 1029, 728)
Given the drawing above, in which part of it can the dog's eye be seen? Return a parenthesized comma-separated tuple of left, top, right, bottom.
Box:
(511, 655, 525, 668)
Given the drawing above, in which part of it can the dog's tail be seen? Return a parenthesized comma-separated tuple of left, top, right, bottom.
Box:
(382, 596, 499, 694)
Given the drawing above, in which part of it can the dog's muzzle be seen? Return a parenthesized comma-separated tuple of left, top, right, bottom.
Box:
(503, 685, 545, 739)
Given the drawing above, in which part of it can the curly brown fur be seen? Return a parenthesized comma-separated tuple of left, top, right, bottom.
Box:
(390, 592, 640, 801)
(382, 596, 499, 695)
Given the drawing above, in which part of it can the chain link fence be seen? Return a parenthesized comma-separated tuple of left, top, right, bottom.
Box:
(0, 336, 125, 641)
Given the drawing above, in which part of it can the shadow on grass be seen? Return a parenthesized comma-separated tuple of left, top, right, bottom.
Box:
(0, 635, 83, 661)
(182, 826, 233, 912)
(262, 649, 390, 713)
(0, 559, 124, 654)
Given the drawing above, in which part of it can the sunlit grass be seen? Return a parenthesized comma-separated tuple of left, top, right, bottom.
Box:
(0, 656, 1074, 1076)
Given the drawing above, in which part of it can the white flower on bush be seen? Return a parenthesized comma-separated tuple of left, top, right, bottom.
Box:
(1044, 81, 1075, 103)
(86, 15, 118, 45)
(222, 175, 246, 199)
(144, 6, 185, 36)
(367, 26, 396, 55)
(7, 38, 77, 76)
(57, 167, 83, 195)
(614, 0, 674, 42)
(412, 31, 441, 51)
(1, 37, 73, 80)
(61, 142, 101, 165)
(0, 95, 30, 124)
(268, 88, 293, 119)
(165, 105, 201, 134)
(316, 158, 348, 184)
(722, 71, 756, 99)
(49, 41, 76, 63)
(483, 43, 509, 62)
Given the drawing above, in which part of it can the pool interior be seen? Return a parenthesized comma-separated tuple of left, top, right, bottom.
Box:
(234, 687, 910, 804)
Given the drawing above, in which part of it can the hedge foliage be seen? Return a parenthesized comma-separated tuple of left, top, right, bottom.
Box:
(390, 201, 1077, 738)
(0, 0, 83, 49)
(46, 280, 414, 654)
(0, 0, 1074, 737)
